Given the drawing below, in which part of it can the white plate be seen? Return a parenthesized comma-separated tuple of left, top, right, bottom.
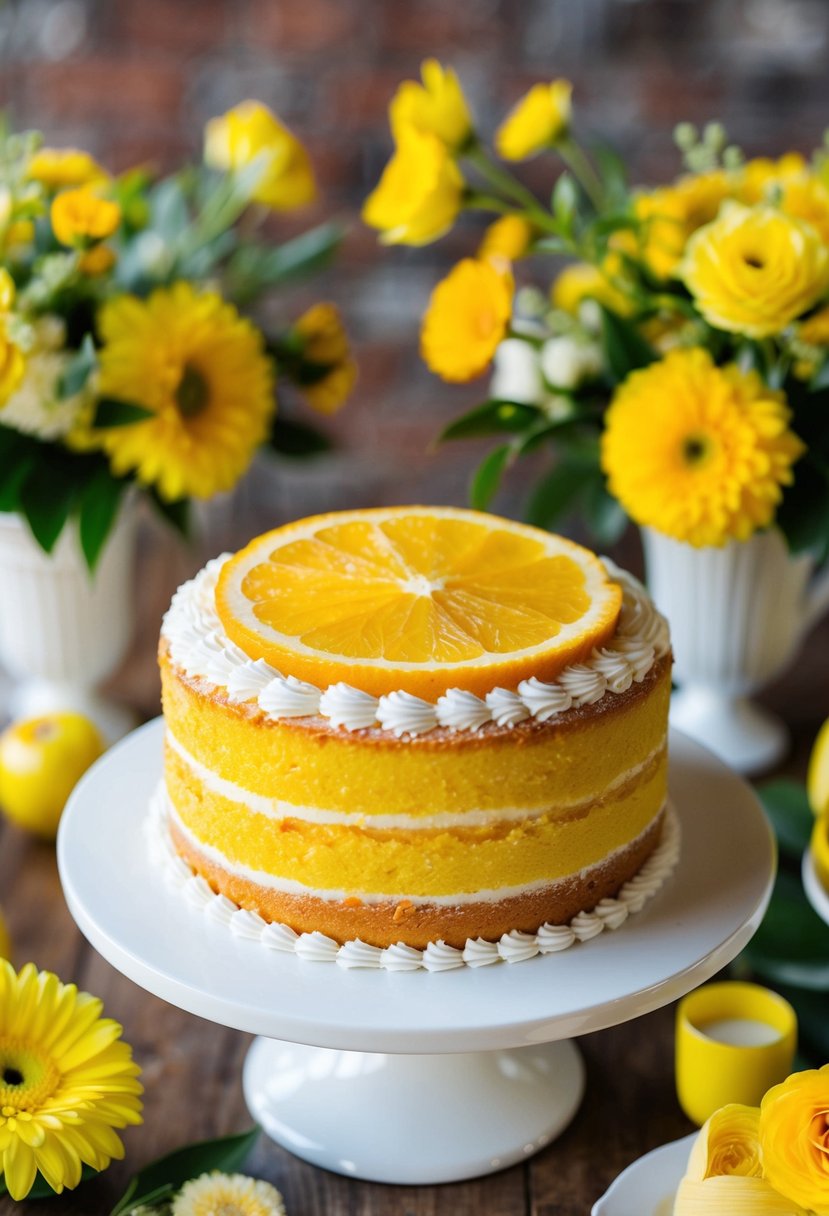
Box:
(803, 847, 829, 926)
(592, 1133, 695, 1215)
(57, 719, 775, 1054)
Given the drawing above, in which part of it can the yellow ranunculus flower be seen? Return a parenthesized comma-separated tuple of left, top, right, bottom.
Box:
(389, 59, 473, 152)
(204, 100, 316, 210)
(551, 257, 633, 318)
(799, 304, 829, 346)
(760, 1065, 829, 1213)
(601, 347, 805, 547)
(495, 80, 572, 161)
(293, 302, 356, 415)
(478, 215, 533, 262)
(363, 126, 463, 246)
(27, 147, 108, 190)
(675, 1104, 806, 1215)
(681, 202, 829, 338)
(738, 153, 809, 204)
(635, 170, 729, 279)
(50, 187, 121, 247)
(420, 257, 513, 382)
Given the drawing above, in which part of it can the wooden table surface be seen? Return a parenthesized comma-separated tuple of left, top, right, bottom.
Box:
(0, 505, 825, 1216)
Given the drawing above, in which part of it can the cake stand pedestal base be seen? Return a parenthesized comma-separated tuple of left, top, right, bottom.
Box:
(243, 1038, 585, 1184)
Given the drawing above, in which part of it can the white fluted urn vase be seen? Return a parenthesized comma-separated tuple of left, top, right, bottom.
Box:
(642, 527, 829, 774)
(0, 508, 137, 742)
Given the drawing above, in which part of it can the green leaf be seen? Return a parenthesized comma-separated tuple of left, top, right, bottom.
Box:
(150, 177, 191, 243)
(92, 398, 155, 428)
(19, 451, 80, 553)
(810, 358, 829, 393)
(776, 458, 829, 561)
(756, 779, 814, 861)
(78, 467, 126, 571)
(110, 1127, 260, 1216)
(741, 868, 829, 989)
(532, 236, 572, 254)
(551, 172, 578, 230)
(0, 426, 38, 511)
(57, 333, 96, 398)
(581, 474, 628, 547)
(599, 305, 655, 382)
(267, 417, 332, 458)
(227, 222, 343, 303)
(438, 399, 538, 442)
(592, 142, 629, 206)
(525, 462, 587, 530)
(470, 443, 512, 511)
(149, 488, 191, 538)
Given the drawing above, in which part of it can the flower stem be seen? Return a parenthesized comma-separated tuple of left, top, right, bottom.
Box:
(558, 137, 604, 211)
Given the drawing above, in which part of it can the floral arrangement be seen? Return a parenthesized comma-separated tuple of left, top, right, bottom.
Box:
(364, 64, 829, 554)
(0, 102, 354, 569)
(674, 1067, 829, 1213)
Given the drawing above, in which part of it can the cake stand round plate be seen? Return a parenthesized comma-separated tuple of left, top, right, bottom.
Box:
(802, 847, 829, 925)
(58, 719, 774, 1185)
(591, 1133, 695, 1215)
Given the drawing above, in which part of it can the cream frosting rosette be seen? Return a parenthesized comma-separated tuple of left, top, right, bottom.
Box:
(673, 1104, 807, 1215)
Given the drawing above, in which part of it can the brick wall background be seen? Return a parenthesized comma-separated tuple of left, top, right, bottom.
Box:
(3, 0, 829, 537)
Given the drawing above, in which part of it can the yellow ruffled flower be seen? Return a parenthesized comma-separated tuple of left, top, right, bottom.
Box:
(634, 170, 729, 279)
(799, 304, 829, 346)
(204, 100, 316, 210)
(478, 215, 533, 262)
(172, 1171, 286, 1216)
(738, 153, 809, 204)
(389, 59, 473, 152)
(363, 126, 463, 245)
(0, 960, 142, 1200)
(495, 80, 572, 161)
(27, 147, 108, 190)
(601, 347, 805, 547)
(421, 257, 513, 382)
(551, 257, 633, 318)
(760, 1064, 829, 1213)
(681, 202, 829, 338)
(95, 282, 275, 501)
(50, 187, 121, 248)
(293, 302, 356, 415)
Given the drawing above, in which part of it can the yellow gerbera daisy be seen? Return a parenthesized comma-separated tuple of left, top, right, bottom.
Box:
(0, 960, 142, 1200)
(601, 347, 805, 547)
(172, 1171, 286, 1216)
(95, 283, 275, 501)
(293, 303, 356, 415)
(420, 258, 513, 382)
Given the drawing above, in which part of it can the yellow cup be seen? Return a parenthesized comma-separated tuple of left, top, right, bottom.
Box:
(675, 981, 797, 1126)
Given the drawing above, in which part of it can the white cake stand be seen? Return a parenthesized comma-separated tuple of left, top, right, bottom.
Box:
(57, 719, 775, 1185)
(802, 847, 829, 925)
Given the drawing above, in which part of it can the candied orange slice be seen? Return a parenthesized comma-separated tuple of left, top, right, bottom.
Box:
(215, 506, 622, 698)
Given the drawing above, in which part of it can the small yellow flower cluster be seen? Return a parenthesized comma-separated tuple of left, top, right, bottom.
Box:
(675, 1067, 829, 1214)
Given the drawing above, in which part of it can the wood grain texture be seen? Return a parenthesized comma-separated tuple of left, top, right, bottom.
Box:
(0, 511, 826, 1216)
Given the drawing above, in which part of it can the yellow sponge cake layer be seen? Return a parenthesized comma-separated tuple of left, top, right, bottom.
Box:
(160, 647, 671, 819)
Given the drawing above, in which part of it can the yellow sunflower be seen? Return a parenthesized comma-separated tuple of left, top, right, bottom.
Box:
(420, 258, 513, 382)
(172, 1171, 286, 1216)
(0, 960, 142, 1200)
(601, 347, 805, 547)
(96, 283, 275, 501)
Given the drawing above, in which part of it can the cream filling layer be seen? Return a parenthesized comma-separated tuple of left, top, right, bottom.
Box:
(162, 783, 667, 906)
(165, 728, 667, 831)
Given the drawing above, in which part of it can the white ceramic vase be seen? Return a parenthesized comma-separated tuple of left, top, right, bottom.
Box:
(642, 527, 829, 774)
(0, 508, 137, 742)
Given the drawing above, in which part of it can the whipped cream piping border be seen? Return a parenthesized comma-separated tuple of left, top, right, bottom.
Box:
(147, 785, 681, 970)
(160, 555, 671, 737)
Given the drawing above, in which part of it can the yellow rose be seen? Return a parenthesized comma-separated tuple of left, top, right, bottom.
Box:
(420, 257, 513, 382)
(50, 187, 121, 247)
(27, 147, 108, 190)
(674, 1105, 807, 1216)
(760, 1065, 829, 1213)
(495, 80, 572, 161)
(204, 100, 316, 210)
(363, 126, 463, 246)
(389, 59, 473, 152)
(478, 215, 533, 262)
(681, 202, 829, 337)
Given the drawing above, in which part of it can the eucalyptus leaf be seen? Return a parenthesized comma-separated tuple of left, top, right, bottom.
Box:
(438, 399, 538, 442)
(110, 1127, 260, 1216)
(57, 333, 96, 399)
(267, 417, 332, 458)
(226, 222, 343, 304)
(470, 443, 512, 511)
(741, 868, 829, 990)
(756, 778, 814, 861)
(93, 398, 155, 428)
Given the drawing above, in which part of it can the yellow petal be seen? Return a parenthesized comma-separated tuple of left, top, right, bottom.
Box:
(674, 1175, 808, 1215)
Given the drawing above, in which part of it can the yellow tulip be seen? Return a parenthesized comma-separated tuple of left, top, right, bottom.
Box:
(760, 1065, 829, 1213)
(389, 59, 473, 152)
(204, 100, 316, 210)
(50, 187, 121, 247)
(681, 202, 829, 338)
(27, 147, 108, 190)
(495, 79, 572, 161)
(363, 126, 463, 246)
(478, 215, 533, 262)
(420, 257, 513, 382)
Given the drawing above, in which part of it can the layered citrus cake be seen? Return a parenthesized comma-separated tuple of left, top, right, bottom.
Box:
(157, 506, 673, 956)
